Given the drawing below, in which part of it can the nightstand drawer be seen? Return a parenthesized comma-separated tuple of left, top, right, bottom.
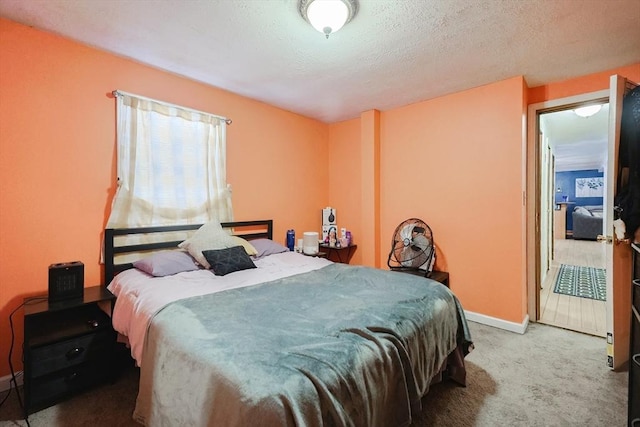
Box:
(29, 329, 115, 378)
(26, 305, 112, 347)
(29, 358, 111, 412)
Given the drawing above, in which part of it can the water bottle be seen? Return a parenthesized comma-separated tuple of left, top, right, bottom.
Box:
(286, 229, 295, 251)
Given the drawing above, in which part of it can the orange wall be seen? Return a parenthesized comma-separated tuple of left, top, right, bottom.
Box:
(0, 18, 328, 377)
(529, 63, 640, 104)
(328, 77, 527, 322)
(329, 63, 640, 327)
(328, 118, 363, 265)
(379, 77, 527, 322)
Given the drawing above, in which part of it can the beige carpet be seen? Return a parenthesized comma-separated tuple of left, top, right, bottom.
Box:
(0, 322, 628, 426)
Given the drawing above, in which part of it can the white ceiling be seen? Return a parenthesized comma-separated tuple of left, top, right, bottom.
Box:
(541, 104, 609, 172)
(1, 0, 638, 170)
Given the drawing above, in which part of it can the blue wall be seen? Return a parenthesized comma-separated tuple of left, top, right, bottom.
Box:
(555, 169, 604, 232)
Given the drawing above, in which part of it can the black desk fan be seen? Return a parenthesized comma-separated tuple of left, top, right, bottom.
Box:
(387, 218, 436, 276)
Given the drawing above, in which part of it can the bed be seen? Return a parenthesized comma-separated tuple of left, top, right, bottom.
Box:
(104, 219, 473, 427)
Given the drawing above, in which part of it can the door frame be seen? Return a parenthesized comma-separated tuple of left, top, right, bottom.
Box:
(526, 89, 609, 322)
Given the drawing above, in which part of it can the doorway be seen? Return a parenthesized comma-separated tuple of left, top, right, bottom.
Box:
(537, 106, 609, 337)
(526, 91, 610, 336)
(528, 76, 636, 371)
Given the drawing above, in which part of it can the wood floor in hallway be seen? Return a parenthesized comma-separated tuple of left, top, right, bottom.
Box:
(539, 239, 606, 337)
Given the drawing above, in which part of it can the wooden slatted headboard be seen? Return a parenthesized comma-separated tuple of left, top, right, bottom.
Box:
(104, 220, 273, 285)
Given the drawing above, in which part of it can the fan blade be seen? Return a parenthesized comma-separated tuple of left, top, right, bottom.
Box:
(400, 223, 414, 241)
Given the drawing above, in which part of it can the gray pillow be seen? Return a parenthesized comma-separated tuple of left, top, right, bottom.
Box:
(250, 238, 289, 258)
(133, 251, 199, 277)
(202, 246, 257, 276)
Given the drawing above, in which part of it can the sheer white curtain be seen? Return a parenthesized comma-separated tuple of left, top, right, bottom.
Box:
(107, 92, 233, 230)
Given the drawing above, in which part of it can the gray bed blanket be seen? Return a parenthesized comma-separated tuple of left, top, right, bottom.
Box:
(134, 264, 472, 427)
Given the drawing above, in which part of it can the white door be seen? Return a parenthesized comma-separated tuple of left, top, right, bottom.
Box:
(604, 74, 637, 370)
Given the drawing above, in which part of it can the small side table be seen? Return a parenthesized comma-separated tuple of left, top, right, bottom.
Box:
(319, 244, 357, 264)
(391, 268, 450, 288)
(428, 271, 450, 288)
(301, 250, 328, 258)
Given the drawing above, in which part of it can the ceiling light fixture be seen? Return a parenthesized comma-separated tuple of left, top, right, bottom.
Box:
(574, 105, 602, 118)
(299, 0, 358, 39)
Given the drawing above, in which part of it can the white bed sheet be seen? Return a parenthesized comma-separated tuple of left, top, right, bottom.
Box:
(108, 251, 332, 365)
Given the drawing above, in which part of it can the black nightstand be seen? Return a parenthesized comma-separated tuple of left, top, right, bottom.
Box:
(23, 286, 116, 415)
(391, 268, 450, 288)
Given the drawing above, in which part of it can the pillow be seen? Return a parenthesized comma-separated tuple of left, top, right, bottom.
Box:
(574, 206, 591, 216)
(178, 220, 238, 268)
(250, 238, 289, 258)
(133, 251, 199, 277)
(202, 246, 257, 276)
(230, 235, 258, 256)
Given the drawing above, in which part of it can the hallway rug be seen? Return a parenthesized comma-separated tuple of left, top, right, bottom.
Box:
(553, 264, 606, 301)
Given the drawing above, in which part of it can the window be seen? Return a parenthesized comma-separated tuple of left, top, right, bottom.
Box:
(107, 91, 233, 229)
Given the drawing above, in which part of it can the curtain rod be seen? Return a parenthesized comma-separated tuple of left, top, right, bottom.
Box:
(111, 90, 232, 125)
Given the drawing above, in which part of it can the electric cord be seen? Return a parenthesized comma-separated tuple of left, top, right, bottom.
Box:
(0, 371, 21, 407)
(1, 296, 47, 427)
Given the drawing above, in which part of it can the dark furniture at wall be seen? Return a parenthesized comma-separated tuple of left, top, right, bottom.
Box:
(630, 243, 640, 426)
(571, 205, 603, 240)
(302, 250, 328, 258)
(392, 268, 450, 288)
(319, 243, 357, 264)
(23, 286, 116, 415)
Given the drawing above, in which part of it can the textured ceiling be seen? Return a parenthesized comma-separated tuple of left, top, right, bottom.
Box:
(1, 0, 638, 124)
(1, 0, 638, 171)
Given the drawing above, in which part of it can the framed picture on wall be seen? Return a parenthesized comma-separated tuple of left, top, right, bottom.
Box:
(575, 177, 604, 197)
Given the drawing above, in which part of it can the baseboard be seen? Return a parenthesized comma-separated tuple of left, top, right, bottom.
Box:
(0, 371, 23, 393)
(465, 310, 529, 334)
